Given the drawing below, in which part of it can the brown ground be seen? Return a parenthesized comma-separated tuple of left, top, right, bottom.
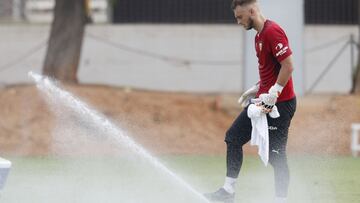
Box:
(0, 84, 359, 156)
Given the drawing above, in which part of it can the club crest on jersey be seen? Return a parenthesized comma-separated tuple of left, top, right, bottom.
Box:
(258, 42, 263, 52)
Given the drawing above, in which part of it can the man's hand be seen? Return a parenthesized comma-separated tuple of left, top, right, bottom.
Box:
(238, 84, 259, 107)
(260, 83, 284, 113)
(259, 93, 277, 110)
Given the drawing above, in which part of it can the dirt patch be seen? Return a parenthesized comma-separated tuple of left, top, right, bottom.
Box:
(0, 84, 359, 156)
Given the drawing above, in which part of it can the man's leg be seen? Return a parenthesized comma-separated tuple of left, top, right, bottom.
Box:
(204, 108, 252, 202)
(268, 133, 290, 198)
(225, 107, 253, 178)
(268, 98, 296, 200)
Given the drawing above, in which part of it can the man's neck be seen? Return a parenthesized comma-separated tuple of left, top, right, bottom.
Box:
(254, 15, 267, 33)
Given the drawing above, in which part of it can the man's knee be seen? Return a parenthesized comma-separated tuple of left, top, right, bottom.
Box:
(224, 128, 234, 143)
(224, 126, 251, 146)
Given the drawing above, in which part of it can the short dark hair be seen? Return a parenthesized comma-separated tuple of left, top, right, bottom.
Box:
(231, 0, 257, 10)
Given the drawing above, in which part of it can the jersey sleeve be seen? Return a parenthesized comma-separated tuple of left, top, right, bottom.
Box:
(266, 26, 292, 62)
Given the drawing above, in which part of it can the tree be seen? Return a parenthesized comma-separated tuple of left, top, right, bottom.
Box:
(43, 0, 88, 83)
(352, 63, 360, 94)
(351, 4, 360, 94)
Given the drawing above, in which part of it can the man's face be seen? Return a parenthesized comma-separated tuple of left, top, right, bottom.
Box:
(233, 5, 254, 30)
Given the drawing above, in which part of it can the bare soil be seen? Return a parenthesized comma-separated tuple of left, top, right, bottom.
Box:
(0, 84, 359, 156)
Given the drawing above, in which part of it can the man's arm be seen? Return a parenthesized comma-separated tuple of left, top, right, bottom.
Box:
(276, 56, 294, 86)
(267, 55, 294, 98)
(260, 56, 294, 112)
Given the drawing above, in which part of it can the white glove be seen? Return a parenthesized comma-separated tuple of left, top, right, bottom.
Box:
(260, 83, 284, 111)
(259, 93, 277, 109)
(238, 84, 259, 107)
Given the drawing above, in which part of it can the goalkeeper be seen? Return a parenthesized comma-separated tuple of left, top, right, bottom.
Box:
(204, 0, 296, 203)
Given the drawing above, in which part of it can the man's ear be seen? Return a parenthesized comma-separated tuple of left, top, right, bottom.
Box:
(249, 8, 254, 15)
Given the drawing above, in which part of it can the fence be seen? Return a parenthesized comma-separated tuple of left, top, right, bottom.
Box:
(305, 0, 358, 25)
(305, 33, 358, 94)
(26, 0, 109, 23)
(2, 0, 360, 25)
(0, 0, 109, 23)
(112, 0, 234, 24)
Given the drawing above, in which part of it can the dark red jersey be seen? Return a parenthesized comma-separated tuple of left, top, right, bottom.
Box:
(255, 20, 295, 102)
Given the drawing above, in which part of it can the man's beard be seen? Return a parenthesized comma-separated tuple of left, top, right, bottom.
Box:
(246, 18, 254, 30)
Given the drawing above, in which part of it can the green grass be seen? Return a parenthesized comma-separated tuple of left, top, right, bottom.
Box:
(1, 155, 359, 203)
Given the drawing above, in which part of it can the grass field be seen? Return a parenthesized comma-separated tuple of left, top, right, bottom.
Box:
(1, 155, 360, 203)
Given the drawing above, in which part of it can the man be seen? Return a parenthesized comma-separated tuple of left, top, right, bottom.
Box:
(204, 0, 296, 203)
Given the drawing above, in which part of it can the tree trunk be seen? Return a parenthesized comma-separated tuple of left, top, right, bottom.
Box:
(43, 0, 87, 83)
(353, 1, 360, 94)
(353, 64, 360, 94)
(20, 0, 27, 21)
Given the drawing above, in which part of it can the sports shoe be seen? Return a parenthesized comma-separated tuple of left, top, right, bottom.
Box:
(204, 187, 235, 203)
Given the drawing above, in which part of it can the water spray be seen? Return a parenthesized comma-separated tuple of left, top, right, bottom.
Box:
(28, 71, 209, 203)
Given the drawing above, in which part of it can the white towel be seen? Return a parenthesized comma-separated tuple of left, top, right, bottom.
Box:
(247, 104, 280, 166)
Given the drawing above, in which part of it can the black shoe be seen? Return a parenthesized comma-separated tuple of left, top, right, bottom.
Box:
(204, 187, 235, 203)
